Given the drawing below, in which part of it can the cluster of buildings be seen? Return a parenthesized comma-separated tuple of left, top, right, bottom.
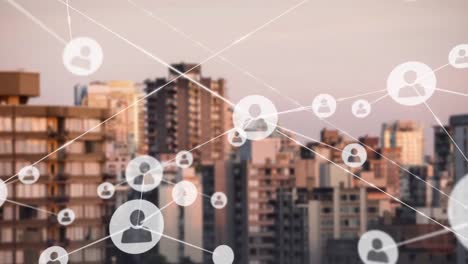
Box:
(0, 63, 467, 264)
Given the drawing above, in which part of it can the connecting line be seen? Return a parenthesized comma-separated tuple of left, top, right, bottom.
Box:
(436, 88, 468, 97)
(381, 223, 468, 251)
(336, 89, 387, 102)
(275, 128, 468, 244)
(160, 178, 211, 199)
(3, 199, 57, 216)
(4, 0, 67, 45)
(316, 117, 468, 210)
(422, 101, 468, 162)
(145, 228, 214, 254)
(370, 93, 388, 105)
(65, 0, 72, 40)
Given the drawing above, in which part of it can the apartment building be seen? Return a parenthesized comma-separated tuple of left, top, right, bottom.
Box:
(382, 121, 424, 166)
(0, 72, 111, 263)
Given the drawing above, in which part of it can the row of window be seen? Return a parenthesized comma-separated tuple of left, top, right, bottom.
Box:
(0, 117, 102, 133)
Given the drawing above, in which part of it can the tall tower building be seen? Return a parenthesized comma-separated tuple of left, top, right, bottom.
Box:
(382, 121, 424, 165)
(145, 63, 231, 163)
(0, 72, 111, 263)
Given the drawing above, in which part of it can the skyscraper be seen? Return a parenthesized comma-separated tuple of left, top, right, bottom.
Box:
(382, 121, 424, 165)
(145, 63, 231, 163)
(0, 72, 111, 263)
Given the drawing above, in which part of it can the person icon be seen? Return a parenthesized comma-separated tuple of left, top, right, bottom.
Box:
(71, 45, 92, 70)
(367, 238, 389, 263)
(318, 98, 331, 114)
(134, 162, 155, 185)
(214, 195, 224, 206)
(397, 70, 426, 98)
(356, 103, 367, 115)
(46, 252, 61, 264)
(347, 148, 362, 164)
(101, 185, 111, 197)
(455, 49, 468, 65)
(232, 131, 243, 143)
(180, 154, 190, 165)
(121, 210, 152, 244)
(242, 104, 268, 132)
(22, 169, 35, 182)
(61, 212, 71, 223)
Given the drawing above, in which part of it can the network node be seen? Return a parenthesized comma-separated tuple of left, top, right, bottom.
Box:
(448, 173, 468, 249)
(387, 61, 436, 106)
(227, 128, 247, 147)
(358, 230, 398, 264)
(126, 155, 163, 193)
(342, 143, 367, 168)
(63, 37, 103, 76)
(39, 246, 68, 264)
(0, 179, 7, 208)
(18, 165, 40, 185)
(57, 208, 75, 226)
(232, 95, 278, 141)
(97, 182, 115, 199)
(449, 44, 468, 69)
(109, 199, 164, 254)
(176, 151, 193, 169)
(211, 192, 228, 209)
(311, 94, 337, 119)
(352, 99, 371, 118)
(172, 180, 198, 207)
(213, 245, 234, 264)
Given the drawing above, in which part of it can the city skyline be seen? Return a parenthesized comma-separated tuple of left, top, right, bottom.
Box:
(1, 0, 468, 154)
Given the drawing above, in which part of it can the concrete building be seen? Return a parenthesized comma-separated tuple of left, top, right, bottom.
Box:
(145, 63, 231, 163)
(0, 72, 112, 263)
(382, 121, 424, 166)
(433, 126, 453, 207)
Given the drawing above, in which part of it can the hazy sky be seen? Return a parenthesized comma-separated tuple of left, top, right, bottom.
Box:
(1, 0, 468, 155)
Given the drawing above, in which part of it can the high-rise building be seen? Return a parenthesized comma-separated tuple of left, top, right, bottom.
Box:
(0, 72, 111, 263)
(433, 125, 453, 207)
(449, 114, 468, 264)
(145, 63, 231, 163)
(382, 121, 424, 165)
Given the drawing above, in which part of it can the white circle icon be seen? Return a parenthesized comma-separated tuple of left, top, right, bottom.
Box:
(449, 44, 468, 69)
(126, 155, 163, 193)
(57, 208, 75, 226)
(352, 99, 371, 118)
(227, 129, 247, 147)
(358, 230, 398, 264)
(312, 94, 337, 118)
(211, 192, 228, 209)
(39, 246, 68, 264)
(232, 95, 278, 141)
(176, 151, 193, 169)
(0, 179, 7, 207)
(387, 61, 436, 106)
(109, 200, 164, 254)
(63, 37, 103, 76)
(448, 174, 468, 249)
(213, 245, 235, 264)
(342, 143, 367, 168)
(172, 181, 198, 207)
(97, 182, 115, 199)
(18, 165, 40, 185)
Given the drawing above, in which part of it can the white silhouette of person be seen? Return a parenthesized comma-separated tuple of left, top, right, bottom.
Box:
(46, 251, 61, 264)
(455, 49, 468, 65)
(101, 185, 111, 197)
(121, 210, 152, 244)
(134, 162, 155, 185)
(397, 70, 426, 98)
(347, 148, 362, 164)
(356, 103, 367, 115)
(318, 98, 331, 114)
(71, 45, 92, 70)
(367, 238, 389, 263)
(232, 131, 243, 143)
(242, 104, 268, 132)
(214, 195, 225, 206)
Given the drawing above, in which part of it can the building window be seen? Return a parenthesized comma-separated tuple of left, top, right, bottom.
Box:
(15, 117, 47, 132)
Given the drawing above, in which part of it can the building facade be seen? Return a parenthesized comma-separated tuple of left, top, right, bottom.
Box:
(382, 121, 424, 166)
